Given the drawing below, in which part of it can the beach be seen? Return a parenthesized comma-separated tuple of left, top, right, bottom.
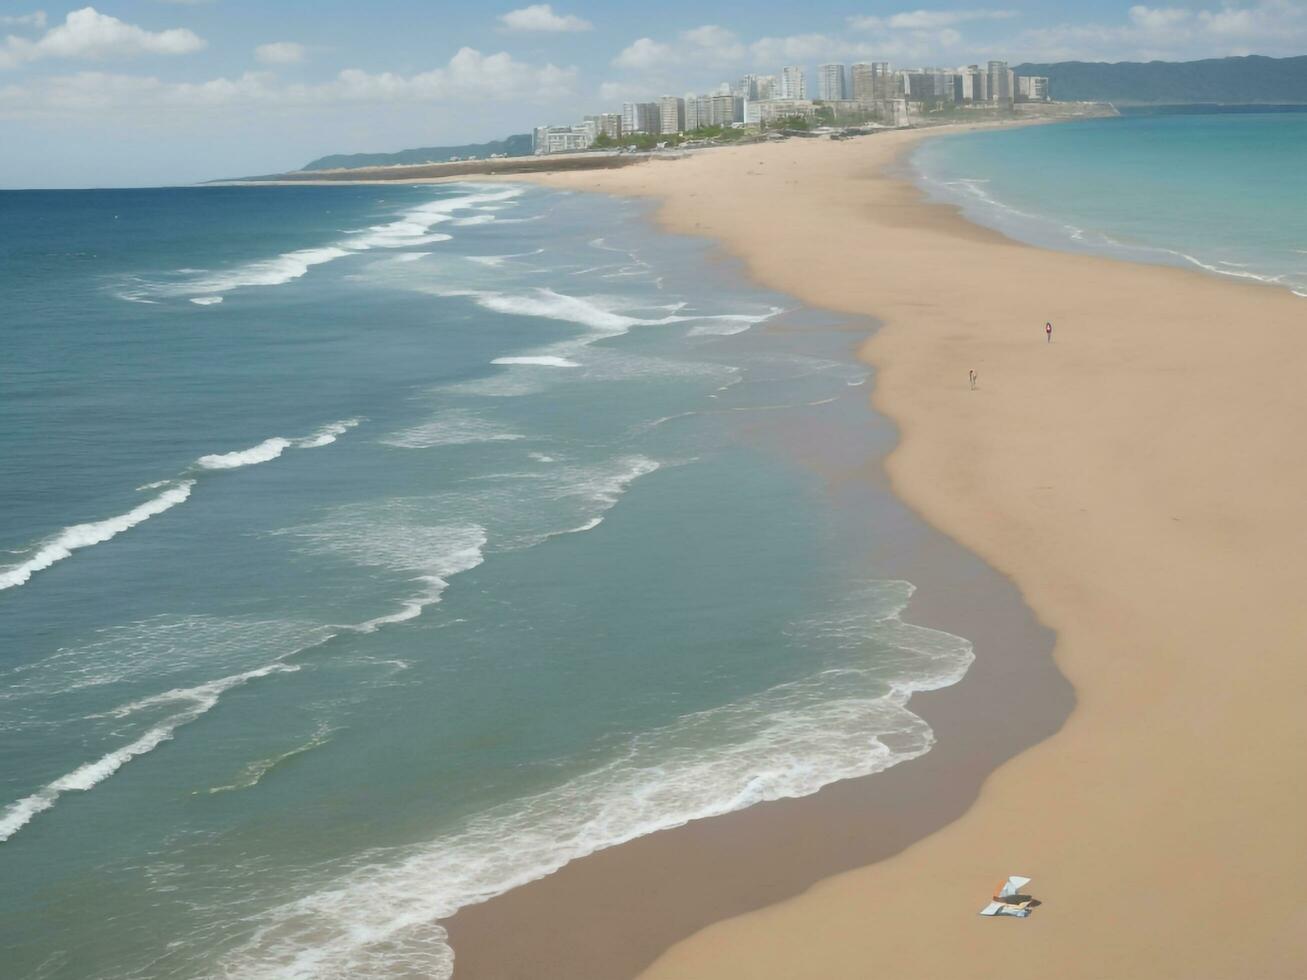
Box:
(446, 126, 1307, 977)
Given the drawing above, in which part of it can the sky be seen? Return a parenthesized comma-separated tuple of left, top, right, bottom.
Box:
(1, 1, 1305, 186)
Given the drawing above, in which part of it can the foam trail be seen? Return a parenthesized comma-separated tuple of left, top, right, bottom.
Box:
(297, 419, 361, 449)
(467, 249, 543, 268)
(216, 582, 972, 980)
(287, 512, 487, 633)
(188, 247, 351, 296)
(491, 356, 579, 368)
(0, 481, 194, 592)
(124, 185, 526, 302)
(196, 438, 291, 470)
(380, 411, 523, 449)
(0, 663, 298, 842)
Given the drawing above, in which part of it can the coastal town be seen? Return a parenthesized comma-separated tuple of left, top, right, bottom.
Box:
(534, 60, 1050, 153)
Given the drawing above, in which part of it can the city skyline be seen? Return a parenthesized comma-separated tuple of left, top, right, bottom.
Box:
(2, 2, 1306, 185)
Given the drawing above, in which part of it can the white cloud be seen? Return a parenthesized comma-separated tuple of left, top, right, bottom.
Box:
(0, 47, 578, 116)
(1128, 5, 1192, 30)
(612, 37, 674, 70)
(613, 25, 745, 70)
(1017, 0, 1307, 61)
(255, 41, 305, 65)
(0, 11, 47, 29)
(850, 8, 1016, 31)
(498, 4, 592, 32)
(1, 6, 205, 69)
(681, 24, 746, 59)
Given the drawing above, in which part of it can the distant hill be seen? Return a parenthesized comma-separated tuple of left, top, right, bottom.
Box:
(1014, 54, 1307, 104)
(302, 135, 533, 172)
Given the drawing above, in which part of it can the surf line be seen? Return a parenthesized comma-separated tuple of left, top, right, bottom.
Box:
(0, 419, 362, 593)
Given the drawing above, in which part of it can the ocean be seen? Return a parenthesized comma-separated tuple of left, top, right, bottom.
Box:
(912, 108, 1307, 297)
(0, 182, 975, 977)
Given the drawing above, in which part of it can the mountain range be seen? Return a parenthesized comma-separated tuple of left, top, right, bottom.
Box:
(1014, 54, 1307, 104)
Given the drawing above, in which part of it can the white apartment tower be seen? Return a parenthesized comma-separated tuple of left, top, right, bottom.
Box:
(987, 60, 1014, 106)
(851, 62, 894, 101)
(658, 95, 686, 135)
(779, 66, 806, 100)
(960, 65, 988, 103)
(621, 101, 660, 134)
(817, 63, 847, 101)
(1017, 76, 1050, 101)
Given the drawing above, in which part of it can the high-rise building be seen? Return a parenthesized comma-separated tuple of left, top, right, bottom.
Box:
(899, 69, 958, 104)
(1017, 75, 1050, 102)
(621, 101, 660, 134)
(710, 92, 744, 125)
(585, 113, 623, 139)
(658, 95, 685, 135)
(817, 63, 847, 101)
(533, 124, 595, 155)
(959, 65, 988, 103)
(850, 63, 874, 101)
(987, 60, 1013, 106)
(851, 62, 894, 102)
(779, 66, 806, 100)
(684, 94, 714, 131)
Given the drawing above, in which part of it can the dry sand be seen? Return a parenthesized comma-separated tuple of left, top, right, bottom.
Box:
(496, 127, 1307, 979)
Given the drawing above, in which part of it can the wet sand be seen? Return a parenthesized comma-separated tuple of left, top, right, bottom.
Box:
(524, 130, 1307, 979)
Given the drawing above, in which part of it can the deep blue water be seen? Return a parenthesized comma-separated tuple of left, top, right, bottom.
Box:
(913, 110, 1307, 296)
(0, 183, 973, 977)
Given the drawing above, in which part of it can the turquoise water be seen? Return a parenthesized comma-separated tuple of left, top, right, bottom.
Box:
(0, 184, 973, 977)
(913, 110, 1307, 296)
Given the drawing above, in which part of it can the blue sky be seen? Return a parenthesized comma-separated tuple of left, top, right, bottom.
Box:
(2, 1, 1305, 186)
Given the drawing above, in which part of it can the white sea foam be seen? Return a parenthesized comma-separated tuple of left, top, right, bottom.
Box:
(215, 581, 972, 980)
(196, 419, 357, 466)
(343, 187, 523, 250)
(456, 288, 782, 343)
(122, 185, 526, 302)
(490, 356, 579, 368)
(189, 247, 352, 296)
(0, 616, 325, 710)
(0, 481, 194, 592)
(0, 663, 298, 843)
(466, 248, 543, 268)
(686, 306, 785, 336)
(288, 508, 487, 632)
(196, 437, 292, 470)
(297, 418, 361, 449)
(380, 410, 524, 449)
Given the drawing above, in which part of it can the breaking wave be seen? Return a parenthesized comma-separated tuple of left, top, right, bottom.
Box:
(0, 663, 299, 843)
(121, 186, 526, 302)
(0, 481, 194, 592)
(215, 581, 973, 980)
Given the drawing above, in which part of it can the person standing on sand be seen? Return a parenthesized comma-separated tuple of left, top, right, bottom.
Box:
(969, 369, 977, 390)
(1046, 321, 1053, 343)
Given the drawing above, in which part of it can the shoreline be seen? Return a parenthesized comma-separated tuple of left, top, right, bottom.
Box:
(452, 121, 1307, 978)
(442, 304, 1070, 978)
(619, 127, 1306, 978)
(441, 124, 1075, 977)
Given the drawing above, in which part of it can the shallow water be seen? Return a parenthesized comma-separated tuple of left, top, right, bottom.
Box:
(913, 109, 1307, 296)
(0, 183, 973, 978)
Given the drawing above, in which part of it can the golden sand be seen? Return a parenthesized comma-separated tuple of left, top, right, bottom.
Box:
(517, 128, 1307, 979)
